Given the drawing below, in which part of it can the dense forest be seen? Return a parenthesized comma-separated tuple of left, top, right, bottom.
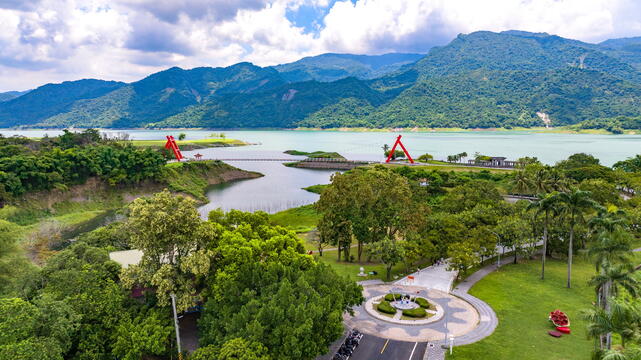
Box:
(1, 31, 641, 129)
(0, 130, 166, 204)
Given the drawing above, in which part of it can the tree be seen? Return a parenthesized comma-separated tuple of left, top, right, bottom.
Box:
(178, 133, 186, 140)
(0, 297, 78, 360)
(217, 338, 271, 360)
(528, 193, 558, 279)
(369, 237, 404, 281)
(447, 240, 480, 279)
(123, 190, 217, 311)
(584, 298, 641, 351)
(112, 308, 173, 360)
(511, 170, 532, 195)
(492, 215, 529, 264)
(552, 189, 598, 288)
(417, 153, 434, 162)
(441, 180, 502, 213)
(316, 167, 424, 262)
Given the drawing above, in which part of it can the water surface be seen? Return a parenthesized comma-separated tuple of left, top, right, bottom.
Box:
(4, 129, 641, 213)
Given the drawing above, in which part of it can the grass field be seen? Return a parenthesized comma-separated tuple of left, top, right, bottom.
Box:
(131, 138, 247, 149)
(315, 248, 427, 282)
(269, 204, 320, 233)
(448, 257, 596, 360)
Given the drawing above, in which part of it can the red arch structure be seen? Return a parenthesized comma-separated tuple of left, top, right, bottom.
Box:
(165, 135, 184, 161)
(385, 135, 414, 164)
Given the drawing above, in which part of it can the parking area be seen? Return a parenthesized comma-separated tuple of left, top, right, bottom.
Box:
(348, 335, 427, 360)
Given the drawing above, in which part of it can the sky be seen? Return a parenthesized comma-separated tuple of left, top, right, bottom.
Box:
(0, 0, 641, 91)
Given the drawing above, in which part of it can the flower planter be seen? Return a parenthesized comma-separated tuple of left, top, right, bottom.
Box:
(549, 310, 570, 327)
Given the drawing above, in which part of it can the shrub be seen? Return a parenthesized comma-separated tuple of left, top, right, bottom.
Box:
(414, 297, 432, 309)
(402, 307, 427, 318)
(377, 301, 396, 314)
(384, 293, 403, 302)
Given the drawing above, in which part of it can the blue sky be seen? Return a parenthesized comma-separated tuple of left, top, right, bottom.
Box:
(0, 0, 640, 91)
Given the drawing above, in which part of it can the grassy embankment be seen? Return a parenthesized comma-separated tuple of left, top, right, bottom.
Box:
(131, 138, 247, 150)
(448, 257, 596, 360)
(284, 150, 345, 159)
(380, 162, 514, 173)
(4, 161, 261, 249)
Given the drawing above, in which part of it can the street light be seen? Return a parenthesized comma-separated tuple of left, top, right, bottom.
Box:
(170, 293, 182, 358)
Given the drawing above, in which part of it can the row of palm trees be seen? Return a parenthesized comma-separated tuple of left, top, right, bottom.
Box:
(514, 164, 641, 358)
(529, 189, 597, 288)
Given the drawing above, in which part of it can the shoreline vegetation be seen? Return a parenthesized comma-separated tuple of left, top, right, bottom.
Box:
(4, 160, 262, 262)
(2, 126, 639, 135)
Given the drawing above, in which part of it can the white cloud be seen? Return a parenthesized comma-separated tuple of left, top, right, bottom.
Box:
(0, 0, 640, 91)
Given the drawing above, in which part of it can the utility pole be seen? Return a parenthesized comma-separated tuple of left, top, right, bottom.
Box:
(170, 293, 182, 358)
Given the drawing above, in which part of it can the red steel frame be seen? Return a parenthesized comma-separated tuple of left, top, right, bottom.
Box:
(385, 135, 414, 164)
(165, 135, 184, 161)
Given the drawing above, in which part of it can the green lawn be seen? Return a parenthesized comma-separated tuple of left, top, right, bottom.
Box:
(448, 257, 596, 360)
(269, 204, 321, 233)
(315, 248, 426, 282)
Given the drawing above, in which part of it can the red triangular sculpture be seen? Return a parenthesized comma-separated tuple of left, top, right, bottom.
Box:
(164, 135, 183, 161)
(385, 135, 414, 163)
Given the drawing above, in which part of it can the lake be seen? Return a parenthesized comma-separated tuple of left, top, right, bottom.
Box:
(3, 129, 641, 214)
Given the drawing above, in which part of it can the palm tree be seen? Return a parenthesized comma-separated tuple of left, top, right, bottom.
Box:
(546, 168, 568, 192)
(590, 265, 639, 311)
(528, 193, 558, 280)
(531, 167, 550, 194)
(584, 298, 641, 351)
(552, 189, 598, 288)
(600, 348, 641, 360)
(512, 170, 532, 195)
(382, 144, 390, 157)
(589, 229, 633, 273)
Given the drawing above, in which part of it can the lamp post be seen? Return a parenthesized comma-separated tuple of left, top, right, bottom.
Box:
(170, 293, 182, 357)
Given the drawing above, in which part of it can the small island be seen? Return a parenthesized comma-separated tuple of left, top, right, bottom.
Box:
(283, 150, 369, 170)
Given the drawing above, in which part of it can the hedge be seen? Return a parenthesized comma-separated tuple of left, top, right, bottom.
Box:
(414, 297, 432, 309)
(384, 293, 404, 301)
(377, 300, 397, 314)
(402, 307, 427, 318)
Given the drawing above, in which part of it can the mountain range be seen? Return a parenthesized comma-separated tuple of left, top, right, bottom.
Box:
(2, 30, 641, 129)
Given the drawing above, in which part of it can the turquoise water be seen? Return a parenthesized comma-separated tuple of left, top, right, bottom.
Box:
(4, 129, 639, 165)
(3, 129, 640, 213)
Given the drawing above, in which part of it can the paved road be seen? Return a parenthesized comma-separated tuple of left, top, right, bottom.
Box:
(349, 335, 426, 360)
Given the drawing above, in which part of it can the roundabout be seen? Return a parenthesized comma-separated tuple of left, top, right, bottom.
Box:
(363, 291, 445, 325)
(344, 284, 480, 342)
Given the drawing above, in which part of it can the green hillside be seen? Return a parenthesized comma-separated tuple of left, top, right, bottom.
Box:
(273, 52, 423, 82)
(1, 31, 641, 129)
(0, 79, 125, 127)
(34, 63, 286, 128)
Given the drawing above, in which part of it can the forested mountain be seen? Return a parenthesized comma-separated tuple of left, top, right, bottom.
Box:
(2, 30, 641, 129)
(0, 90, 29, 102)
(0, 80, 125, 127)
(32, 63, 286, 128)
(599, 36, 641, 71)
(273, 53, 424, 82)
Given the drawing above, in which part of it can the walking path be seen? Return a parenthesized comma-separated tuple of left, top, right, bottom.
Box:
(395, 262, 458, 293)
(422, 256, 517, 359)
